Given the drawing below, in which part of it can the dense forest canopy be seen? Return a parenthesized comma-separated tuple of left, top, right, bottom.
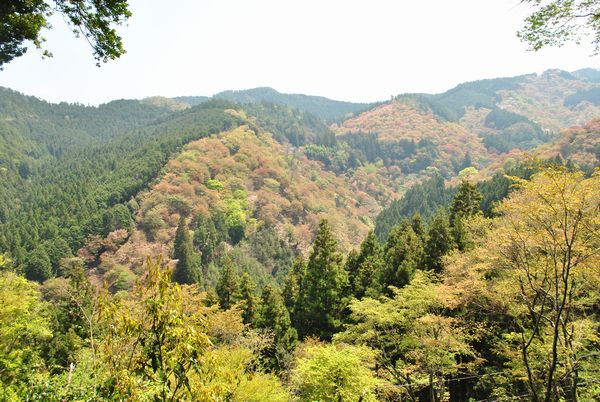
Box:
(0, 66, 599, 401)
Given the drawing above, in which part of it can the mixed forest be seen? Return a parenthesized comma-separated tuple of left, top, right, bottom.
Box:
(0, 68, 599, 401)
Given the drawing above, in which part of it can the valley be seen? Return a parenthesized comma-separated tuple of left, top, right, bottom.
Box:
(0, 68, 599, 401)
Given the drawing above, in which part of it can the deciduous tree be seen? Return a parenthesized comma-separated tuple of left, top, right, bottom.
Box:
(0, 0, 132, 67)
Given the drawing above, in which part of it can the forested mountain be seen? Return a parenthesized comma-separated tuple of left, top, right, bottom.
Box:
(0, 96, 245, 270)
(0, 68, 599, 401)
(174, 87, 375, 122)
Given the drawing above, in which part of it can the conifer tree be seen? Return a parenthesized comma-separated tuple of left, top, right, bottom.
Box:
(423, 210, 454, 273)
(449, 179, 483, 224)
(411, 213, 426, 241)
(381, 221, 423, 292)
(345, 231, 384, 298)
(295, 219, 348, 340)
(239, 272, 258, 325)
(216, 258, 240, 310)
(172, 216, 200, 285)
(259, 284, 298, 371)
(193, 214, 219, 265)
(283, 257, 306, 326)
(449, 179, 483, 250)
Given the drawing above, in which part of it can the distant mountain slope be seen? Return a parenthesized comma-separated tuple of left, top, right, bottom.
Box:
(0, 87, 178, 162)
(332, 99, 489, 179)
(0, 99, 245, 266)
(332, 69, 599, 177)
(498, 69, 600, 131)
(172, 95, 210, 106)
(100, 124, 383, 284)
(373, 117, 600, 240)
(175, 87, 375, 122)
(536, 118, 600, 170)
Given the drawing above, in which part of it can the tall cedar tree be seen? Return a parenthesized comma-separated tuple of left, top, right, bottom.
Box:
(345, 231, 384, 299)
(424, 210, 454, 273)
(283, 257, 306, 324)
(172, 217, 200, 285)
(381, 220, 423, 293)
(295, 220, 348, 340)
(239, 272, 258, 325)
(216, 259, 240, 310)
(449, 179, 483, 250)
(259, 284, 298, 371)
(410, 213, 426, 241)
(449, 179, 483, 223)
(193, 214, 219, 265)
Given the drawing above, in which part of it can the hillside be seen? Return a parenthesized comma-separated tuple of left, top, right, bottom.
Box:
(331, 69, 600, 182)
(2, 68, 600, 402)
(333, 99, 488, 177)
(175, 87, 375, 122)
(97, 122, 384, 287)
(498, 69, 600, 130)
(373, 117, 600, 240)
(0, 97, 244, 268)
(536, 117, 600, 170)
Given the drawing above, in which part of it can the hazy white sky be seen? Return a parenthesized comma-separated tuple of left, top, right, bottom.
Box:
(0, 0, 597, 105)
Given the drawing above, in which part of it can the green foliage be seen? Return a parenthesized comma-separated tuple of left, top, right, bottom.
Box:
(482, 112, 550, 152)
(518, 0, 600, 54)
(172, 217, 201, 285)
(193, 215, 220, 266)
(216, 259, 240, 310)
(0, 94, 243, 267)
(224, 197, 248, 244)
(402, 76, 528, 121)
(294, 220, 348, 340)
(239, 272, 258, 325)
(346, 231, 385, 298)
(246, 226, 295, 279)
(337, 271, 478, 400)
(0, 0, 131, 67)
(205, 178, 224, 190)
(216, 87, 374, 123)
(98, 256, 212, 401)
(0, 272, 52, 399)
(258, 284, 297, 371)
(449, 179, 483, 250)
(382, 221, 423, 292)
(424, 210, 454, 272)
(283, 257, 306, 320)
(101, 204, 134, 236)
(290, 342, 379, 402)
(24, 246, 53, 282)
(375, 174, 454, 242)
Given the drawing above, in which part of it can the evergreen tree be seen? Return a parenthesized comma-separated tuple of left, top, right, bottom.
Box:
(295, 220, 348, 340)
(410, 213, 426, 241)
(259, 284, 298, 371)
(172, 216, 200, 285)
(193, 214, 219, 265)
(424, 210, 454, 273)
(283, 257, 306, 325)
(216, 259, 240, 310)
(102, 204, 134, 236)
(381, 221, 423, 292)
(449, 179, 483, 224)
(23, 247, 53, 282)
(239, 272, 258, 325)
(42, 237, 72, 275)
(345, 231, 384, 298)
(449, 179, 483, 250)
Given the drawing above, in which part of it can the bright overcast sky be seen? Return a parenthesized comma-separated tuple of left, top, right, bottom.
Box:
(0, 0, 597, 105)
